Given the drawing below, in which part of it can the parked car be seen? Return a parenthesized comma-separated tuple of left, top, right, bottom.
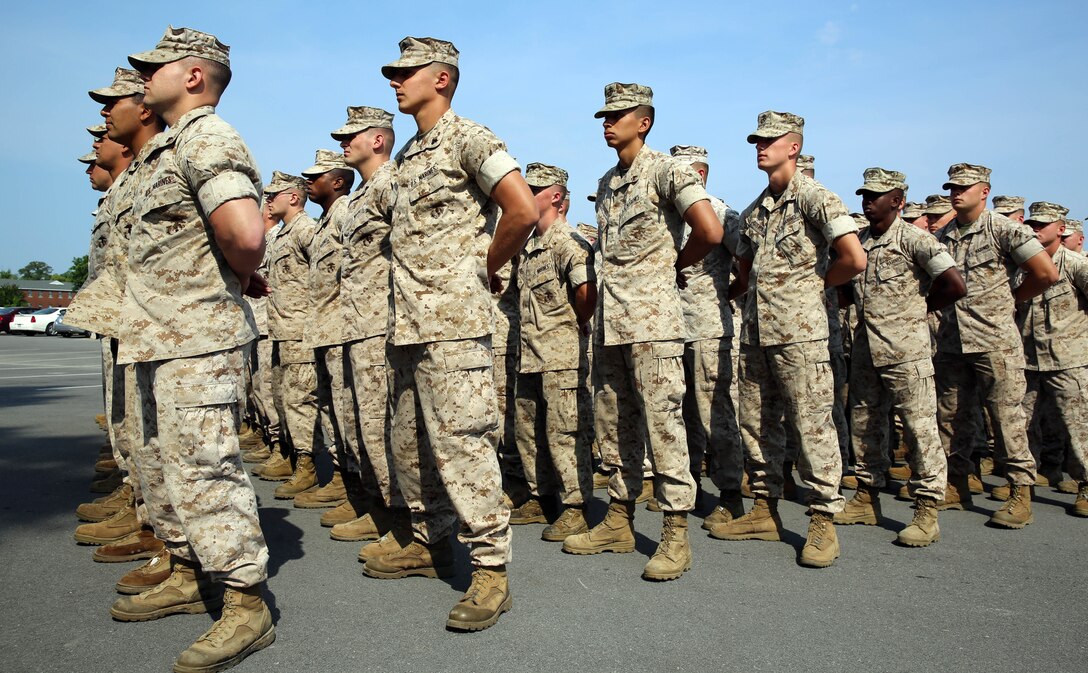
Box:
(0, 307, 34, 333)
(53, 312, 90, 338)
(10, 307, 65, 335)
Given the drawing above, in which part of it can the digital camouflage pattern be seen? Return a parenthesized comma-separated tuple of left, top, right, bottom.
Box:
(117, 106, 260, 365)
(683, 338, 742, 492)
(388, 109, 519, 345)
(341, 161, 394, 340)
(305, 195, 350, 349)
(131, 346, 268, 588)
(513, 368, 592, 506)
(267, 210, 318, 344)
(1018, 246, 1088, 371)
(594, 144, 709, 345)
(679, 196, 740, 342)
(346, 335, 402, 507)
(854, 217, 956, 366)
(271, 340, 321, 455)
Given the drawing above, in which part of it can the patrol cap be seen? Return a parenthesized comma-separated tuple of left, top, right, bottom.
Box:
(991, 195, 1025, 215)
(670, 145, 709, 165)
(856, 167, 908, 195)
(1025, 201, 1069, 225)
(524, 162, 568, 188)
(797, 154, 815, 171)
(747, 110, 804, 143)
(587, 194, 596, 203)
(330, 106, 395, 141)
(381, 37, 459, 79)
(924, 194, 952, 215)
(301, 150, 349, 177)
(1062, 219, 1082, 237)
(901, 202, 926, 220)
(576, 222, 598, 242)
(129, 26, 231, 70)
(265, 170, 307, 195)
(594, 82, 653, 118)
(78, 152, 97, 164)
(87, 124, 107, 138)
(942, 162, 992, 189)
(88, 67, 144, 103)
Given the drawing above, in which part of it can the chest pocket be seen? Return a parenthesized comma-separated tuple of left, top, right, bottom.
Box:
(407, 171, 447, 209)
(875, 254, 909, 283)
(1043, 281, 1072, 302)
(137, 180, 186, 226)
(775, 215, 809, 268)
(966, 243, 997, 269)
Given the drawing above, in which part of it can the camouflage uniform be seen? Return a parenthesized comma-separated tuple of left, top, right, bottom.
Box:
(594, 144, 709, 512)
(244, 226, 280, 442)
(267, 210, 321, 457)
(1018, 244, 1088, 484)
(514, 215, 594, 507)
(304, 194, 352, 470)
(737, 170, 856, 514)
(851, 215, 954, 499)
(492, 260, 521, 478)
(117, 106, 268, 587)
(341, 160, 403, 506)
(387, 108, 519, 567)
(678, 195, 743, 494)
(934, 209, 1042, 485)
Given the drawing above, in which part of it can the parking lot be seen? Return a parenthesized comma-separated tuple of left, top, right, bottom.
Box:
(0, 333, 1085, 673)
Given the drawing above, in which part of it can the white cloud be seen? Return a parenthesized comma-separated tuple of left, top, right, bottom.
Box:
(818, 20, 842, 46)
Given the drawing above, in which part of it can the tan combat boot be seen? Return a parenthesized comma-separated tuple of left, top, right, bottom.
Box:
(967, 473, 984, 494)
(273, 454, 317, 499)
(1056, 478, 1079, 494)
(1072, 484, 1088, 517)
(173, 584, 275, 673)
(320, 472, 369, 526)
(592, 470, 610, 490)
(561, 501, 635, 554)
(357, 513, 413, 562)
(702, 491, 744, 530)
(74, 502, 140, 545)
(95, 413, 108, 430)
(363, 539, 455, 579)
(256, 451, 292, 482)
(76, 483, 132, 522)
(501, 479, 531, 509)
(897, 497, 940, 547)
(93, 525, 164, 563)
(116, 548, 172, 595)
(887, 464, 912, 481)
(110, 556, 221, 620)
(634, 478, 654, 504)
(446, 566, 511, 632)
(541, 507, 588, 542)
(840, 474, 859, 490)
(94, 456, 118, 473)
(707, 497, 783, 541)
(799, 512, 840, 568)
(509, 497, 547, 525)
(979, 456, 994, 476)
(989, 484, 1033, 529)
(241, 443, 271, 464)
(936, 474, 971, 511)
(833, 485, 881, 526)
(331, 513, 380, 542)
(643, 513, 692, 581)
(895, 483, 912, 501)
(292, 470, 347, 509)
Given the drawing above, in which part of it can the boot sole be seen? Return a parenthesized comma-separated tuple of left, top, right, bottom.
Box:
(240, 455, 271, 464)
(896, 533, 940, 547)
(110, 597, 222, 622)
(445, 593, 512, 632)
(293, 498, 347, 509)
(172, 624, 276, 673)
(257, 472, 291, 482)
(76, 511, 119, 523)
(706, 530, 780, 541)
(115, 577, 171, 595)
(561, 542, 635, 555)
(330, 530, 379, 542)
(832, 516, 878, 526)
(74, 531, 139, 546)
(642, 558, 692, 581)
(988, 514, 1033, 529)
(799, 552, 840, 568)
(93, 547, 162, 563)
(362, 564, 455, 579)
(509, 516, 547, 525)
(935, 502, 967, 511)
(541, 528, 588, 542)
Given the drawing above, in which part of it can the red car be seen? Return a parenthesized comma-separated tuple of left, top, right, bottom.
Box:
(0, 307, 34, 333)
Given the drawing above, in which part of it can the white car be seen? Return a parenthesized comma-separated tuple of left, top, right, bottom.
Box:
(11, 307, 65, 335)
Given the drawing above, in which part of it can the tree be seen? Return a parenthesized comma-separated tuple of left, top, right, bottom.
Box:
(0, 284, 27, 306)
(0, 269, 14, 279)
(63, 256, 89, 290)
(18, 261, 52, 280)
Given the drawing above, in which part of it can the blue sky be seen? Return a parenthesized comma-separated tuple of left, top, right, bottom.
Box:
(2, 0, 1086, 273)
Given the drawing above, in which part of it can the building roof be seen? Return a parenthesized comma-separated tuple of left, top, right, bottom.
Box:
(0, 279, 75, 292)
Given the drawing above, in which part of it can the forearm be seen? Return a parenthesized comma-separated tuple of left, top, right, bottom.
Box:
(824, 259, 864, 287)
(573, 283, 596, 325)
(1013, 276, 1052, 303)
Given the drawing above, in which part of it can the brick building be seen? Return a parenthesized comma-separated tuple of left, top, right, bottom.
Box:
(0, 279, 77, 309)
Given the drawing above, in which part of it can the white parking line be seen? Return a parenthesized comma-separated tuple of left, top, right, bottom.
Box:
(37, 385, 102, 390)
(0, 373, 101, 380)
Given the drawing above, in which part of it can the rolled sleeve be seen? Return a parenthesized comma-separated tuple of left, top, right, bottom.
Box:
(1011, 238, 1045, 266)
(196, 170, 260, 215)
(476, 150, 519, 195)
(736, 233, 754, 260)
(822, 214, 858, 243)
(923, 250, 956, 279)
(567, 263, 589, 287)
(675, 183, 710, 218)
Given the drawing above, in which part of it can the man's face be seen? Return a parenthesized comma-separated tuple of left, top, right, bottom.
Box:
(267, 191, 288, 219)
(88, 162, 111, 191)
(530, 185, 558, 220)
(139, 60, 186, 114)
(601, 108, 642, 149)
(388, 65, 432, 115)
(754, 134, 796, 173)
(1061, 230, 1083, 252)
(340, 130, 372, 169)
(94, 136, 126, 172)
(102, 96, 144, 146)
(861, 191, 898, 225)
(306, 172, 334, 202)
(1029, 219, 1064, 248)
(949, 182, 988, 215)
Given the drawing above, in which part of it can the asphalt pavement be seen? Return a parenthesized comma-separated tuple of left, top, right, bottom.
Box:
(0, 334, 1085, 673)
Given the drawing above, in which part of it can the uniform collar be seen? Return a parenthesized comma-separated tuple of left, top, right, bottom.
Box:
(403, 108, 455, 159)
(145, 105, 215, 153)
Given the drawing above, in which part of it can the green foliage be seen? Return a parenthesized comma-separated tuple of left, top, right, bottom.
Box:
(63, 256, 89, 290)
(18, 260, 52, 280)
(0, 284, 27, 306)
(0, 269, 15, 279)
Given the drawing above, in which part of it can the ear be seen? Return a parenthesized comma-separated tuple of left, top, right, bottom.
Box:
(550, 189, 563, 207)
(637, 115, 652, 134)
(434, 69, 451, 93)
(185, 63, 205, 93)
